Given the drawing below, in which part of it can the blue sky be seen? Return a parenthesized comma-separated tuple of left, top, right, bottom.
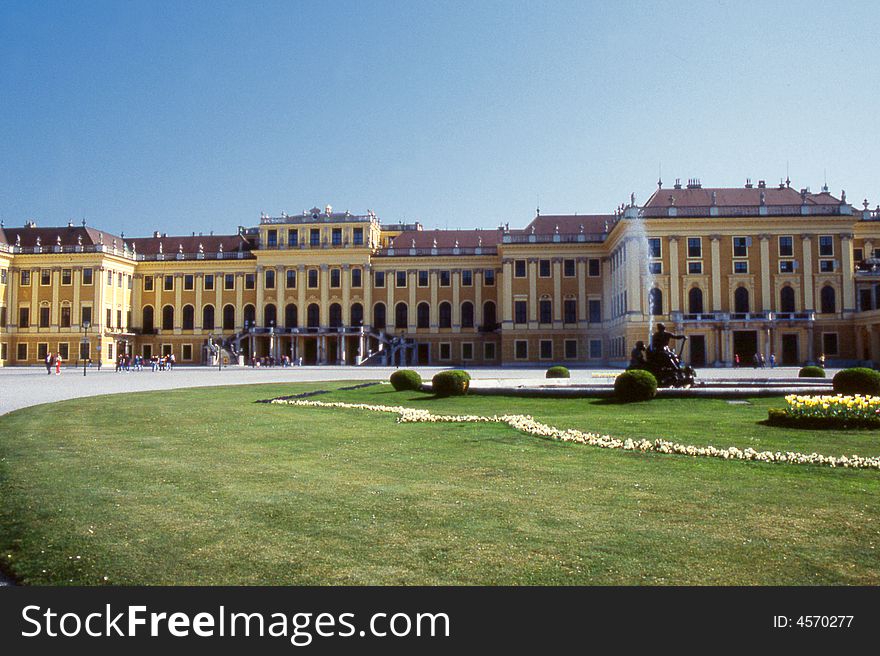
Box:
(1, 0, 878, 236)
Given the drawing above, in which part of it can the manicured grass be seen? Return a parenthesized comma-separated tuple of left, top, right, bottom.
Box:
(0, 381, 878, 586)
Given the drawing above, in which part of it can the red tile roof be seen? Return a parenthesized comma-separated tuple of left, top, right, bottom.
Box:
(519, 214, 615, 235)
(643, 186, 843, 209)
(388, 228, 504, 250)
(0, 225, 123, 248)
(128, 234, 252, 255)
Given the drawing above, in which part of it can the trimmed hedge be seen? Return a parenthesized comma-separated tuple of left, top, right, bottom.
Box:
(832, 367, 880, 396)
(390, 369, 423, 392)
(545, 366, 570, 379)
(613, 369, 658, 402)
(432, 370, 471, 397)
(766, 407, 880, 430)
(798, 366, 826, 378)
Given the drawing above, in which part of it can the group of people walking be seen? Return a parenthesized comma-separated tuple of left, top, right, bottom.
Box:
(44, 353, 63, 375)
(115, 354, 176, 372)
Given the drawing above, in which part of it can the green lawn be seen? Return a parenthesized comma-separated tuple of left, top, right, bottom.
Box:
(0, 381, 878, 586)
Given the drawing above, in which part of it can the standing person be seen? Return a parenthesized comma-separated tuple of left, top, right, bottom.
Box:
(759, 353, 766, 368)
(169, 353, 175, 371)
(734, 353, 740, 368)
(819, 353, 826, 369)
(769, 352, 776, 368)
(55, 353, 62, 375)
(46, 352, 53, 375)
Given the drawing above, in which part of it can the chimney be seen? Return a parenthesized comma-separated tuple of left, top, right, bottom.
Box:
(686, 178, 702, 189)
(745, 178, 753, 189)
(757, 180, 766, 189)
(673, 178, 682, 189)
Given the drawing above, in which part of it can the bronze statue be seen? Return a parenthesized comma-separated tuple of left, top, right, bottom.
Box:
(628, 323, 696, 388)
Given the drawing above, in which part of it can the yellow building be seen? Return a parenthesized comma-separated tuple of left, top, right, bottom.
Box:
(2, 184, 880, 368)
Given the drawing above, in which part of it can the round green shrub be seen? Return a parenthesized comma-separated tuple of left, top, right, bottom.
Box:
(432, 370, 471, 397)
(798, 366, 826, 378)
(614, 369, 658, 402)
(832, 367, 880, 395)
(545, 366, 570, 379)
(390, 369, 423, 391)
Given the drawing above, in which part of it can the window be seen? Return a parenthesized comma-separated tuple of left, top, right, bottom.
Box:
(182, 305, 194, 330)
(588, 299, 601, 323)
(564, 299, 577, 323)
(439, 302, 452, 328)
(417, 303, 430, 328)
(373, 303, 386, 330)
(734, 287, 750, 313)
(484, 269, 495, 286)
(266, 229, 277, 247)
(439, 343, 451, 361)
(779, 236, 793, 257)
(182, 344, 193, 361)
(461, 270, 473, 286)
(265, 269, 275, 289)
(588, 259, 600, 277)
(17, 306, 28, 328)
(514, 300, 527, 324)
(780, 286, 795, 313)
(648, 262, 662, 274)
(21, 270, 31, 285)
(164, 275, 174, 291)
(118, 272, 123, 287)
(539, 259, 551, 277)
(439, 271, 450, 287)
(688, 261, 702, 274)
(648, 238, 661, 259)
(418, 271, 429, 287)
(734, 261, 748, 274)
(540, 340, 553, 359)
(61, 306, 71, 328)
(482, 301, 496, 328)
(396, 271, 407, 288)
(0, 269, 5, 284)
(854, 248, 863, 262)
(351, 303, 363, 326)
(244, 274, 255, 290)
(649, 288, 663, 315)
(310, 229, 320, 246)
(819, 260, 835, 273)
(688, 288, 704, 314)
(36, 342, 48, 361)
(351, 268, 362, 288)
(733, 236, 749, 257)
(374, 271, 386, 288)
(224, 274, 235, 290)
(462, 343, 473, 361)
(61, 269, 72, 285)
(539, 299, 552, 324)
(308, 269, 318, 288)
(162, 305, 174, 330)
(106, 270, 113, 286)
(81, 268, 92, 285)
(0, 343, 6, 361)
(514, 260, 526, 277)
(58, 343, 69, 360)
(328, 303, 341, 328)
(286, 270, 297, 289)
(514, 340, 528, 359)
(184, 274, 194, 291)
(285, 303, 298, 328)
(822, 333, 839, 356)
(819, 235, 834, 257)
(105, 308, 112, 328)
(394, 302, 408, 329)
(41, 269, 51, 286)
(589, 339, 603, 359)
(204, 274, 214, 290)
(17, 343, 27, 361)
(143, 275, 154, 291)
(820, 285, 836, 314)
(287, 230, 299, 247)
(779, 260, 794, 274)
(127, 275, 132, 289)
(40, 306, 50, 327)
(331, 228, 342, 246)
(81, 306, 92, 327)
(461, 302, 474, 328)
(563, 259, 575, 277)
(330, 269, 341, 288)
(565, 339, 577, 359)
(222, 305, 235, 330)
(203, 305, 215, 330)
(117, 309, 123, 329)
(484, 342, 496, 360)
(687, 237, 702, 258)
(353, 228, 364, 246)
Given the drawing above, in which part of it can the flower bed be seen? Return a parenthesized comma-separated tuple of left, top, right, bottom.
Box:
(270, 398, 880, 471)
(767, 394, 880, 429)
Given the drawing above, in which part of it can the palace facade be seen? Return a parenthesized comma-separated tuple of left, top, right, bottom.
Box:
(2, 178, 880, 368)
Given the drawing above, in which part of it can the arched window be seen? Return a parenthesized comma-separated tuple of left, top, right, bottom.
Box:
(329, 303, 342, 328)
(373, 303, 386, 330)
(243, 304, 256, 327)
(649, 288, 663, 316)
(285, 303, 298, 328)
(483, 301, 496, 328)
(734, 287, 750, 314)
(162, 305, 174, 330)
(820, 285, 836, 314)
(395, 302, 408, 329)
(142, 306, 154, 333)
(350, 303, 363, 326)
(461, 301, 474, 328)
(688, 288, 703, 314)
(307, 303, 320, 328)
(202, 305, 215, 331)
(182, 304, 194, 330)
(780, 286, 796, 313)
(264, 303, 277, 327)
(222, 304, 235, 330)
(417, 302, 430, 329)
(439, 302, 452, 328)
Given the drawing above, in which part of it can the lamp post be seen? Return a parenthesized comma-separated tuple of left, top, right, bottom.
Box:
(81, 320, 91, 376)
